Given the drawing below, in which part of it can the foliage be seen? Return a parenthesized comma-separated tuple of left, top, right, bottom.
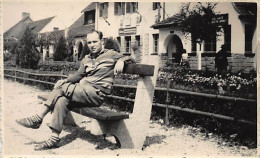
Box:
(14, 27, 40, 69)
(4, 52, 15, 61)
(104, 37, 120, 52)
(53, 36, 67, 61)
(38, 60, 80, 72)
(176, 2, 222, 46)
(115, 63, 256, 99)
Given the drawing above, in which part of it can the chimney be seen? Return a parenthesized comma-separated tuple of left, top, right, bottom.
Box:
(22, 12, 30, 19)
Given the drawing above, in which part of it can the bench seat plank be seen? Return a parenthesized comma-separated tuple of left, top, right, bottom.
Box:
(73, 107, 129, 120)
(38, 95, 129, 121)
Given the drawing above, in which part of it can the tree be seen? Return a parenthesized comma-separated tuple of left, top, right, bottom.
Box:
(104, 37, 120, 52)
(53, 36, 67, 61)
(176, 2, 222, 50)
(15, 27, 40, 69)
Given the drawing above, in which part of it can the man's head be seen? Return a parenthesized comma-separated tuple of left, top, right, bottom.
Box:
(86, 30, 103, 54)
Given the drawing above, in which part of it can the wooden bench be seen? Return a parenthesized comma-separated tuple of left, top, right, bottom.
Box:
(38, 55, 160, 149)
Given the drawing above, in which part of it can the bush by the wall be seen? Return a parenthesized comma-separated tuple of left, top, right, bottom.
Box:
(15, 27, 40, 69)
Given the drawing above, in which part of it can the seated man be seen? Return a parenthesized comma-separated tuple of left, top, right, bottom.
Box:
(16, 30, 135, 150)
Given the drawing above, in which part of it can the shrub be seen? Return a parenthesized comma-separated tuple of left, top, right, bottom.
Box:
(104, 37, 120, 52)
(15, 27, 40, 69)
(54, 36, 67, 61)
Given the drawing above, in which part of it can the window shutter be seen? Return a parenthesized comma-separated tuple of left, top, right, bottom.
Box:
(92, 11, 95, 23)
(99, 4, 103, 17)
(114, 2, 118, 15)
(122, 2, 125, 15)
(105, 3, 108, 18)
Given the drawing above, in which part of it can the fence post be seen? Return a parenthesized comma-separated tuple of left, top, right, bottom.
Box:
(15, 66, 17, 82)
(61, 70, 64, 80)
(165, 80, 170, 126)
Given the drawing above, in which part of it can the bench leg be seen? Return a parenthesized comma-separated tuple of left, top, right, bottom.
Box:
(90, 118, 148, 149)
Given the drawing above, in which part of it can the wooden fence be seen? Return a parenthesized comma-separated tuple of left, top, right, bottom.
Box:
(4, 68, 256, 126)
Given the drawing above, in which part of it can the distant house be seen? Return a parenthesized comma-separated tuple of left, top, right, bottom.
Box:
(68, 2, 95, 61)
(151, 2, 257, 72)
(4, 12, 67, 61)
(4, 12, 33, 51)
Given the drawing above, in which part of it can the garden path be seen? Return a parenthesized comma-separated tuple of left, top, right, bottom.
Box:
(2, 80, 257, 157)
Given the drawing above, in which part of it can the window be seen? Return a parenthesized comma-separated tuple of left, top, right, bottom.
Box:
(191, 35, 197, 53)
(153, 34, 159, 54)
(204, 34, 216, 53)
(224, 25, 231, 52)
(99, 2, 108, 18)
(245, 24, 254, 53)
(125, 36, 131, 53)
(126, 2, 138, 14)
(153, 2, 160, 10)
(135, 35, 140, 47)
(117, 37, 121, 46)
(114, 2, 125, 15)
(84, 11, 95, 24)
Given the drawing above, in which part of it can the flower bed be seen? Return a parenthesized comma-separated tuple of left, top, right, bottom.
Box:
(115, 63, 256, 100)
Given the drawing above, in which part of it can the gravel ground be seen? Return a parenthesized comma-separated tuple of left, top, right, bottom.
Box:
(2, 79, 258, 157)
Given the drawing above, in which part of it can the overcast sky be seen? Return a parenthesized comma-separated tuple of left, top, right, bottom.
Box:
(2, 0, 90, 32)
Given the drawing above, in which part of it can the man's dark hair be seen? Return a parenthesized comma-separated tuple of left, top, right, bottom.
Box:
(87, 30, 103, 40)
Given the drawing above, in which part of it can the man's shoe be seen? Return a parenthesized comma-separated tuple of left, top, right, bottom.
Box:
(16, 115, 42, 129)
(34, 136, 60, 151)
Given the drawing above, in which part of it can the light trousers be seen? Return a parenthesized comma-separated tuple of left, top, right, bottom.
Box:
(44, 82, 106, 133)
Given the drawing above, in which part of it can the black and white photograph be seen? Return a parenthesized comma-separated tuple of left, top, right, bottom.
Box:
(2, 0, 259, 157)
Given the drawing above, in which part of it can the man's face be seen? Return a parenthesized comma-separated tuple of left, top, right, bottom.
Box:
(87, 32, 103, 54)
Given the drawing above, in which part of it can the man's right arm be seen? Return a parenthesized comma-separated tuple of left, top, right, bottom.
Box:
(54, 61, 86, 89)
(65, 61, 86, 83)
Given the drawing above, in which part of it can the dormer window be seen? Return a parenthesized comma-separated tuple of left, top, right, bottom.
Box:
(114, 2, 125, 15)
(153, 2, 160, 10)
(84, 10, 95, 25)
(126, 2, 138, 14)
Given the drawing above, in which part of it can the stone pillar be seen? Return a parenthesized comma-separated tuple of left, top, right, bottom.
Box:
(197, 41, 204, 70)
(142, 33, 149, 56)
(120, 37, 125, 54)
(43, 48, 47, 61)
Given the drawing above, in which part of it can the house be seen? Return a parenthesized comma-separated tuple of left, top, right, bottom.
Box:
(4, 12, 67, 60)
(94, 2, 182, 62)
(92, 2, 256, 72)
(4, 12, 33, 51)
(151, 2, 257, 72)
(67, 2, 96, 61)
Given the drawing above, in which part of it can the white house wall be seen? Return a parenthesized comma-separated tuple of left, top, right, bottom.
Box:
(39, 16, 66, 33)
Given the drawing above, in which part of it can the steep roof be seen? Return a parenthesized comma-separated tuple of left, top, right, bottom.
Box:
(28, 16, 55, 33)
(233, 2, 257, 16)
(4, 16, 54, 41)
(81, 2, 96, 13)
(151, 14, 183, 29)
(68, 13, 95, 38)
(39, 29, 65, 43)
(4, 16, 33, 40)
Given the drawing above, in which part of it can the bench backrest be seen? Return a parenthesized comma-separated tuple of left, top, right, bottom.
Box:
(123, 64, 155, 76)
(122, 55, 159, 119)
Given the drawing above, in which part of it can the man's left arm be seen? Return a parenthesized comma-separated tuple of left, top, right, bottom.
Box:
(113, 53, 136, 75)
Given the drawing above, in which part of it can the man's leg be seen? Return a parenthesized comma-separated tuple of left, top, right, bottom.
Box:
(35, 83, 105, 150)
(35, 96, 69, 150)
(16, 88, 64, 129)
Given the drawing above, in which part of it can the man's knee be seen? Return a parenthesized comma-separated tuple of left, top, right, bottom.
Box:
(61, 83, 77, 98)
(55, 97, 70, 108)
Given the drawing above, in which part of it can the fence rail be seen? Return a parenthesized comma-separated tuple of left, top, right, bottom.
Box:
(4, 68, 256, 125)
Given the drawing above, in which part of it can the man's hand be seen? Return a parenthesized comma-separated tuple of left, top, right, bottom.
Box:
(54, 79, 67, 89)
(114, 60, 124, 75)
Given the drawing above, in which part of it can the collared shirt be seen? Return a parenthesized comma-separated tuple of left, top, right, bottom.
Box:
(66, 49, 134, 94)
